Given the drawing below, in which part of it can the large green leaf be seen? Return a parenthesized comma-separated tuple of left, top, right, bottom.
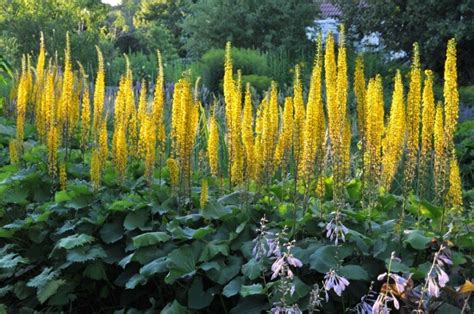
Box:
(99, 222, 124, 244)
(200, 201, 232, 220)
(124, 208, 149, 231)
(223, 276, 242, 297)
(404, 230, 431, 250)
(199, 241, 230, 261)
(27, 268, 58, 288)
(187, 277, 214, 309)
(132, 232, 171, 248)
(56, 234, 95, 250)
(66, 245, 107, 263)
(0, 253, 28, 269)
(309, 245, 338, 273)
(37, 279, 66, 304)
(242, 258, 265, 280)
(206, 256, 242, 285)
(140, 257, 168, 277)
(240, 284, 263, 297)
(339, 265, 369, 281)
(165, 243, 203, 284)
(229, 295, 269, 314)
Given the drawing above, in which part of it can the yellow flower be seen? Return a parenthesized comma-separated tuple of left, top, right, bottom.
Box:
(16, 55, 28, 143)
(152, 50, 166, 144)
(208, 111, 220, 177)
(47, 124, 60, 177)
(274, 97, 294, 169)
(80, 85, 91, 151)
(364, 75, 384, 187)
(433, 102, 446, 198)
(354, 55, 366, 141)
(443, 38, 458, 150)
(300, 33, 324, 179)
(34, 32, 46, 109)
(404, 42, 422, 189)
(242, 84, 255, 177)
(447, 154, 463, 210)
(200, 179, 208, 208)
(113, 125, 127, 179)
(419, 69, 436, 192)
(167, 158, 180, 189)
(93, 47, 105, 133)
(99, 118, 109, 166)
(292, 65, 305, 167)
(382, 70, 406, 190)
(57, 33, 74, 135)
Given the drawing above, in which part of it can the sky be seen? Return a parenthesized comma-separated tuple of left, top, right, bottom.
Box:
(101, 0, 121, 6)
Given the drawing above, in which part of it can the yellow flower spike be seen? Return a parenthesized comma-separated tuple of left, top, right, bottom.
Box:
(300, 33, 324, 180)
(242, 83, 255, 178)
(433, 102, 447, 198)
(354, 55, 366, 141)
(15, 55, 28, 143)
(404, 42, 422, 190)
(382, 70, 406, 190)
(9, 139, 20, 165)
(419, 69, 436, 193)
(80, 84, 91, 151)
(47, 124, 60, 177)
(167, 158, 180, 190)
(274, 97, 294, 169)
(443, 38, 459, 150)
(292, 65, 305, 170)
(200, 179, 208, 208)
(98, 118, 109, 167)
(447, 154, 463, 210)
(153, 50, 165, 144)
(208, 111, 220, 177)
(93, 47, 105, 134)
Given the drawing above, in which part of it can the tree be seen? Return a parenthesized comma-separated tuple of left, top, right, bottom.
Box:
(332, 0, 474, 84)
(0, 0, 114, 69)
(181, 0, 318, 57)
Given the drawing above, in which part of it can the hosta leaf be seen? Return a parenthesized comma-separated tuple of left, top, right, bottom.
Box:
(309, 245, 338, 273)
(242, 258, 264, 280)
(240, 284, 263, 297)
(403, 230, 431, 250)
(223, 276, 242, 297)
(37, 279, 65, 304)
(339, 265, 369, 281)
(56, 234, 95, 250)
(132, 232, 171, 248)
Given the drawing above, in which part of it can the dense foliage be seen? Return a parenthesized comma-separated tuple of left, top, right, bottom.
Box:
(0, 25, 473, 314)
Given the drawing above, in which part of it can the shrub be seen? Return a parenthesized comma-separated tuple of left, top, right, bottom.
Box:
(241, 74, 272, 93)
(460, 85, 474, 107)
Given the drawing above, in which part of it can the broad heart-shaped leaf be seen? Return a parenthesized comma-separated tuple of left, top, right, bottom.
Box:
(242, 258, 265, 280)
(200, 201, 232, 220)
(140, 257, 168, 277)
(83, 262, 107, 281)
(99, 222, 124, 244)
(206, 256, 242, 285)
(161, 300, 189, 314)
(339, 265, 369, 281)
(199, 241, 229, 261)
(56, 234, 95, 250)
(187, 277, 214, 309)
(37, 279, 65, 304)
(309, 245, 338, 273)
(165, 243, 203, 284)
(240, 284, 263, 297)
(66, 245, 107, 263)
(223, 276, 242, 297)
(124, 208, 149, 231)
(132, 232, 171, 248)
(403, 230, 431, 250)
